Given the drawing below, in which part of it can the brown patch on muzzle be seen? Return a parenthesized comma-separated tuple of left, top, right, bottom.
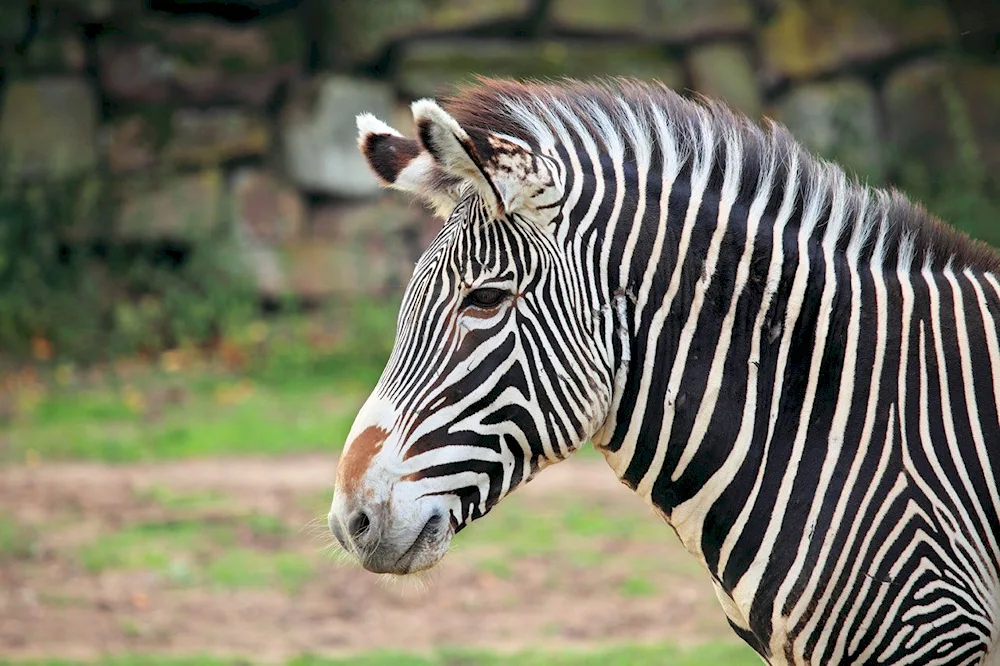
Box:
(336, 426, 389, 496)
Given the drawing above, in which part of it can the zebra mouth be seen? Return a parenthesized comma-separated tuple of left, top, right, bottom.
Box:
(391, 512, 445, 574)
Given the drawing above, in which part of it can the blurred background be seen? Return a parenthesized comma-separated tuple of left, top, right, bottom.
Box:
(0, 1, 997, 665)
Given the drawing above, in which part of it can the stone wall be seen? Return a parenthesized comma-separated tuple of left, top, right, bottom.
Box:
(0, 0, 997, 301)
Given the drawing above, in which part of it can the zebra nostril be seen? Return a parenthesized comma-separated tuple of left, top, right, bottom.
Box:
(348, 510, 371, 541)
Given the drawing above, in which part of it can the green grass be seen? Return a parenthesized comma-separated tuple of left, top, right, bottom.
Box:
(456, 497, 666, 582)
(457, 494, 663, 559)
(0, 511, 37, 560)
(0, 306, 401, 464)
(246, 511, 293, 539)
(619, 574, 657, 597)
(206, 549, 313, 593)
(75, 515, 313, 592)
(77, 519, 235, 575)
(452, 491, 713, 581)
(3, 382, 365, 463)
(134, 485, 230, 512)
(477, 557, 515, 580)
(0, 303, 621, 467)
(27, 390, 136, 424)
(0, 642, 763, 665)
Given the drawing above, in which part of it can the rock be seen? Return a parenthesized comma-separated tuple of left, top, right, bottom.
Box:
(97, 42, 173, 104)
(52, 0, 136, 22)
(231, 168, 307, 297)
(104, 114, 160, 174)
(273, 241, 354, 299)
(311, 196, 438, 251)
(771, 79, 882, 181)
(687, 43, 761, 118)
(148, 0, 293, 10)
(398, 39, 684, 99)
(97, 16, 303, 106)
(255, 196, 439, 299)
(242, 243, 288, 298)
(115, 170, 224, 241)
(231, 168, 304, 245)
(760, 0, 955, 82)
(316, 0, 532, 67)
(162, 109, 270, 167)
(280, 75, 396, 197)
(550, 0, 753, 41)
(0, 77, 97, 179)
(105, 107, 270, 172)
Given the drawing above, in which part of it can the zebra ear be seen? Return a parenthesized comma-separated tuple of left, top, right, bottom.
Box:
(411, 100, 562, 222)
(410, 99, 505, 217)
(356, 113, 465, 217)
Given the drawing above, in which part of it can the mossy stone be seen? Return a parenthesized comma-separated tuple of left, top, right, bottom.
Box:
(281, 198, 432, 297)
(105, 115, 158, 174)
(551, 0, 753, 41)
(162, 109, 271, 168)
(280, 76, 396, 197)
(231, 168, 305, 247)
(98, 16, 301, 106)
(330, 0, 532, 65)
(761, 0, 955, 80)
(398, 40, 684, 99)
(268, 227, 415, 299)
(115, 170, 225, 241)
(0, 77, 98, 179)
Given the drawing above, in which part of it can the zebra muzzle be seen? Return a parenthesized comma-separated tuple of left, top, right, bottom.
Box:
(328, 490, 452, 574)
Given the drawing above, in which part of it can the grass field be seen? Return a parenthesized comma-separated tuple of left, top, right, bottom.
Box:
(0, 307, 761, 665)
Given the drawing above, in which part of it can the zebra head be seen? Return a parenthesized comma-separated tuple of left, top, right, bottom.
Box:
(328, 98, 617, 574)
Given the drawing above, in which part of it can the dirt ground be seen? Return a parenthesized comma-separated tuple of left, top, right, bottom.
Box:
(0, 455, 739, 663)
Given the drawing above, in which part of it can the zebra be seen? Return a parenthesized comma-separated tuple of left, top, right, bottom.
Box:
(327, 77, 1000, 665)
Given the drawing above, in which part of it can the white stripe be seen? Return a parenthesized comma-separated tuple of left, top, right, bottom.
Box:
(603, 112, 715, 479)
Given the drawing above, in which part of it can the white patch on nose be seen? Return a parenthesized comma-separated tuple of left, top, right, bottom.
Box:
(343, 392, 396, 454)
(331, 393, 397, 525)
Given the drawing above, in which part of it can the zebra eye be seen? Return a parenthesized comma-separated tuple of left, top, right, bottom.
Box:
(464, 287, 509, 310)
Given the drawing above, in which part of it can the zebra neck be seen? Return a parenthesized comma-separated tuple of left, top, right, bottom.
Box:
(589, 145, 1000, 580)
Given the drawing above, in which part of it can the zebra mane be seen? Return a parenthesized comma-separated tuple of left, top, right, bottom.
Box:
(443, 77, 1000, 275)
